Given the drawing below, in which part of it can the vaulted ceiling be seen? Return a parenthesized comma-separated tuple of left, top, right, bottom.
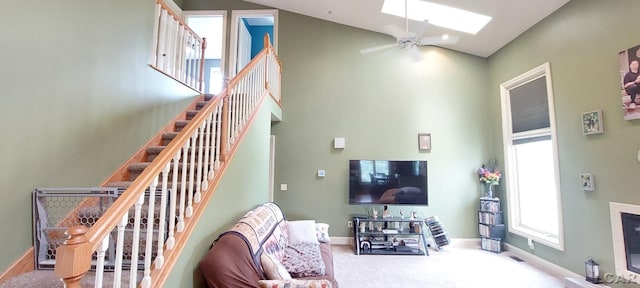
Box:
(242, 0, 571, 57)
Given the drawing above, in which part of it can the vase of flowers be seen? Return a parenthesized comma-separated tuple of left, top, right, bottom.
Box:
(477, 162, 501, 198)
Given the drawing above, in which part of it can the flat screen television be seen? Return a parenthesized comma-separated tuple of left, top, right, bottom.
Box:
(348, 160, 428, 206)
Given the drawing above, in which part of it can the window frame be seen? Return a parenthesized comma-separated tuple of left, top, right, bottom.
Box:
(499, 62, 565, 251)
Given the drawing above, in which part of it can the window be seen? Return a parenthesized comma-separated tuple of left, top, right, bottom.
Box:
(500, 63, 564, 250)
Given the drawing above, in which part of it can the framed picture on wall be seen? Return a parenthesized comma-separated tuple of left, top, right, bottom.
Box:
(418, 133, 431, 151)
(581, 110, 603, 135)
(618, 44, 640, 120)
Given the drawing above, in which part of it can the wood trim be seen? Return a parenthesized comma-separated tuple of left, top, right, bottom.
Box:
(87, 94, 223, 250)
(54, 40, 278, 285)
(99, 95, 202, 187)
(149, 89, 270, 287)
(0, 248, 34, 283)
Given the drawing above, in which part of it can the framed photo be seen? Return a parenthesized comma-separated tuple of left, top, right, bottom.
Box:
(582, 110, 603, 135)
(418, 133, 431, 151)
(580, 173, 595, 191)
(618, 44, 640, 120)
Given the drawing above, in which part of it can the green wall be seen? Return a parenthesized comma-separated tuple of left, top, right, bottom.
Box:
(164, 97, 277, 288)
(489, 0, 640, 280)
(0, 0, 198, 272)
(271, 11, 491, 238)
(3, 0, 634, 285)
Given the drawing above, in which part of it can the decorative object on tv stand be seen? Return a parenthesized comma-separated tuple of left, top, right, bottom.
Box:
(579, 173, 594, 191)
(382, 205, 392, 218)
(584, 258, 601, 284)
(581, 110, 603, 135)
(477, 158, 501, 198)
(418, 133, 431, 151)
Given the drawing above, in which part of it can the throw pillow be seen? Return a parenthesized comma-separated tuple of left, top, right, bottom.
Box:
(261, 252, 292, 280)
(287, 220, 320, 245)
(315, 223, 330, 243)
(258, 279, 332, 288)
(282, 243, 326, 277)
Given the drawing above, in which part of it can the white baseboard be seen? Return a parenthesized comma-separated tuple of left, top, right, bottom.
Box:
(446, 238, 480, 249)
(564, 277, 610, 288)
(330, 237, 352, 246)
(503, 242, 583, 280)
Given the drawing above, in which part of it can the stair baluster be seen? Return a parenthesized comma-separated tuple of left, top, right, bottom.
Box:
(141, 177, 159, 288)
(186, 132, 198, 217)
(154, 163, 171, 268)
(50, 33, 280, 288)
(167, 152, 180, 249)
(177, 140, 189, 232)
(128, 194, 145, 288)
(94, 236, 109, 287)
(201, 113, 212, 190)
(113, 213, 128, 288)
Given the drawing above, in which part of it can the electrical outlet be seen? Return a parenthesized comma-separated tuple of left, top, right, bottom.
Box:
(347, 221, 353, 228)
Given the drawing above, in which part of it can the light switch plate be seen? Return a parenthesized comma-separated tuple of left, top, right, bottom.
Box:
(317, 170, 326, 177)
(280, 184, 288, 191)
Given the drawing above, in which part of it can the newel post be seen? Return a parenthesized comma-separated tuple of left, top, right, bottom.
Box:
(199, 37, 207, 92)
(263, 33, 271, 91)
(220, 94, 230, 163)
(54, 225, 92, 288)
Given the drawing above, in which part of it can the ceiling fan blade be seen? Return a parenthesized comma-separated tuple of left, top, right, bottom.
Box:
(407, 46, 422, 62)
(360, 43, 399, 55)
(417, 35, 460, 46)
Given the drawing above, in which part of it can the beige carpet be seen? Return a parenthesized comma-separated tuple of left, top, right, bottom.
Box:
(332, 244, 564, 288)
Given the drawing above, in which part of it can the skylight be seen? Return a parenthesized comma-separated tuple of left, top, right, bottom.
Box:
(381, 0, 492, 34)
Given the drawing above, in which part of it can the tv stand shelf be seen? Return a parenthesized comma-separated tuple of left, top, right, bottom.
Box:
(353, 216, 429, 256)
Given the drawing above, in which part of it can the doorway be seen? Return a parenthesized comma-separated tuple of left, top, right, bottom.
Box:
(229, 10, 278, 77)
(184, 11, 227, 95)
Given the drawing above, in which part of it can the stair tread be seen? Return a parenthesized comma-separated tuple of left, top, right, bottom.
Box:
(128, 162, 151, 171)
(175, 120, 190, 127)
(162, 132, 179, 138)
(146, 146, 166, 154)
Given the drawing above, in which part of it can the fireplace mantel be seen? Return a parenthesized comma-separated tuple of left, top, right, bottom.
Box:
(609, 202, 640, 284)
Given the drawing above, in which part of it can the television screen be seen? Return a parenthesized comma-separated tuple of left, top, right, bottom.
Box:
(348, 160, 428, 205)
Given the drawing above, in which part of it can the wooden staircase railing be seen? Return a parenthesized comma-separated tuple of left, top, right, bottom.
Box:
(150, 0, 206, 92)
(54, 34, 281, 288)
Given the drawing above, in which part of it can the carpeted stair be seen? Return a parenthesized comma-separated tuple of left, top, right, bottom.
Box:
(106, 95, 215, 190)
(3, 94, 217, 287)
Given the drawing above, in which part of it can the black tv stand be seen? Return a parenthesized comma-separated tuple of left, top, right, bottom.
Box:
(352, 215, 429, 256)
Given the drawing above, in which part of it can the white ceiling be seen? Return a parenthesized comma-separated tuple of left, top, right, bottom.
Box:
(242, 0, 570, 58)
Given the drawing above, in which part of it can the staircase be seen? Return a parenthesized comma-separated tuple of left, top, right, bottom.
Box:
(1, 33, 281, 288)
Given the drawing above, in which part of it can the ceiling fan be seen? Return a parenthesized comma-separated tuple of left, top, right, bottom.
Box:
(360, 0, 459, 61)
